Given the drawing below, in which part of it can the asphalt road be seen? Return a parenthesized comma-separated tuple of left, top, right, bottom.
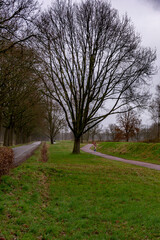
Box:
(12, 141, 41, 167)
(81, 144, 160, 171)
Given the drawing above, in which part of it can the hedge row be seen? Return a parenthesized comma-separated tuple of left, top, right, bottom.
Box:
(0, 147, 13, 179)
(41, 142, 48, 162)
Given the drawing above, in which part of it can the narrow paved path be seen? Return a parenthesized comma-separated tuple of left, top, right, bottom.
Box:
(81, 144, 160, 171)
(12, 141, 41, 167)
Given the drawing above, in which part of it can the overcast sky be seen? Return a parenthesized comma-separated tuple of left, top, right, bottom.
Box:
(39, 0, 160, 126)
(111, 0, 160, 82)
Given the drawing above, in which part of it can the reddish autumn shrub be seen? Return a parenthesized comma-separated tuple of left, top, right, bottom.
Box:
(41, 142, 48, 162)
(0, 147, 13, 178)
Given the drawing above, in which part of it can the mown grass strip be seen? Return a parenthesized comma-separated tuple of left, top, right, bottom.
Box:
(97, 142, 160, 165)
(0, 141, 160, 239)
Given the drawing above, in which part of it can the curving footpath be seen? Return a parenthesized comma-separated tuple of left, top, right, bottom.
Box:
(12, 141, 41, 167)
(81, 144, 160, 171)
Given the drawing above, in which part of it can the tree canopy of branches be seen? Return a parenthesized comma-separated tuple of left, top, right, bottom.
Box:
(116, 108, 141, 142)
(0, 0, 43, 146)
(149, 85, 160, 139)
(36, 0, 156, 153)
(0, 0, 38, 53)
(108, 124, 121, 142)
(82, 123, 102, 142)
(0, 45, 43, 146)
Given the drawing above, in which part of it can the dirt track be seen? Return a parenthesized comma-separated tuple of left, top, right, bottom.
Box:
(81, 144, 160, 171)
(12, 141, 41, 167)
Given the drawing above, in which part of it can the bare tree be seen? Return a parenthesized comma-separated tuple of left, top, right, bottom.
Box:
(149, 85, 160, 140)
(36, 0, 156, 153)
(116, 108, 141, 142)
(108, 124, 123, 142)
(89, 124, 102, 142)
(44, 98, 65, 144)
(108, 124, 116, 141)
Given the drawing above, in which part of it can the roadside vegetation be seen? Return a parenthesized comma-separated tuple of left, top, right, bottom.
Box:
(0, 141, 160, 239)
(0, 147, 13, 180)
(97, 142, 160, 165)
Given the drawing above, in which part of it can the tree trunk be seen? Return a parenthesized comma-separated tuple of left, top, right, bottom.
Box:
(50, 136, 54, 144)
(9, 127, 14, 146)
(15, 131, 21, 145)
(3, 128, 9, 146)
(72, 137, 81, 154)
(3, 127, 14, 146)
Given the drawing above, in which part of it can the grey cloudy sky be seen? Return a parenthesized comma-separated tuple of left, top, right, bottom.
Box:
(39, 0, 160, 125)
(111, 0, 160, 86)
(108, 0, 160, 125)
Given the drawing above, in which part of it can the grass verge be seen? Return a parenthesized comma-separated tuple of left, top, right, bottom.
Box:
(0, 141, 160, 239)
(97, 142, 160, 165)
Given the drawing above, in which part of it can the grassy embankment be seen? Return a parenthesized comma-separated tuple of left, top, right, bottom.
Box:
(97, 142, 160, 165)
(0, 141, 160, 239)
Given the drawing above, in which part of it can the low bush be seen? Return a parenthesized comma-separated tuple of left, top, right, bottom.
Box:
(41, 142, 48, 162)
(0, 147, 13, 178)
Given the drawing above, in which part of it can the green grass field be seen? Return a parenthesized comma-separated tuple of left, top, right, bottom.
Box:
(97, 142, 160, 165)
(1, 141, 160, 239)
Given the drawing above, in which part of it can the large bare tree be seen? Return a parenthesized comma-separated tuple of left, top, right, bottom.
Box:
(36, 0, 156, 153)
